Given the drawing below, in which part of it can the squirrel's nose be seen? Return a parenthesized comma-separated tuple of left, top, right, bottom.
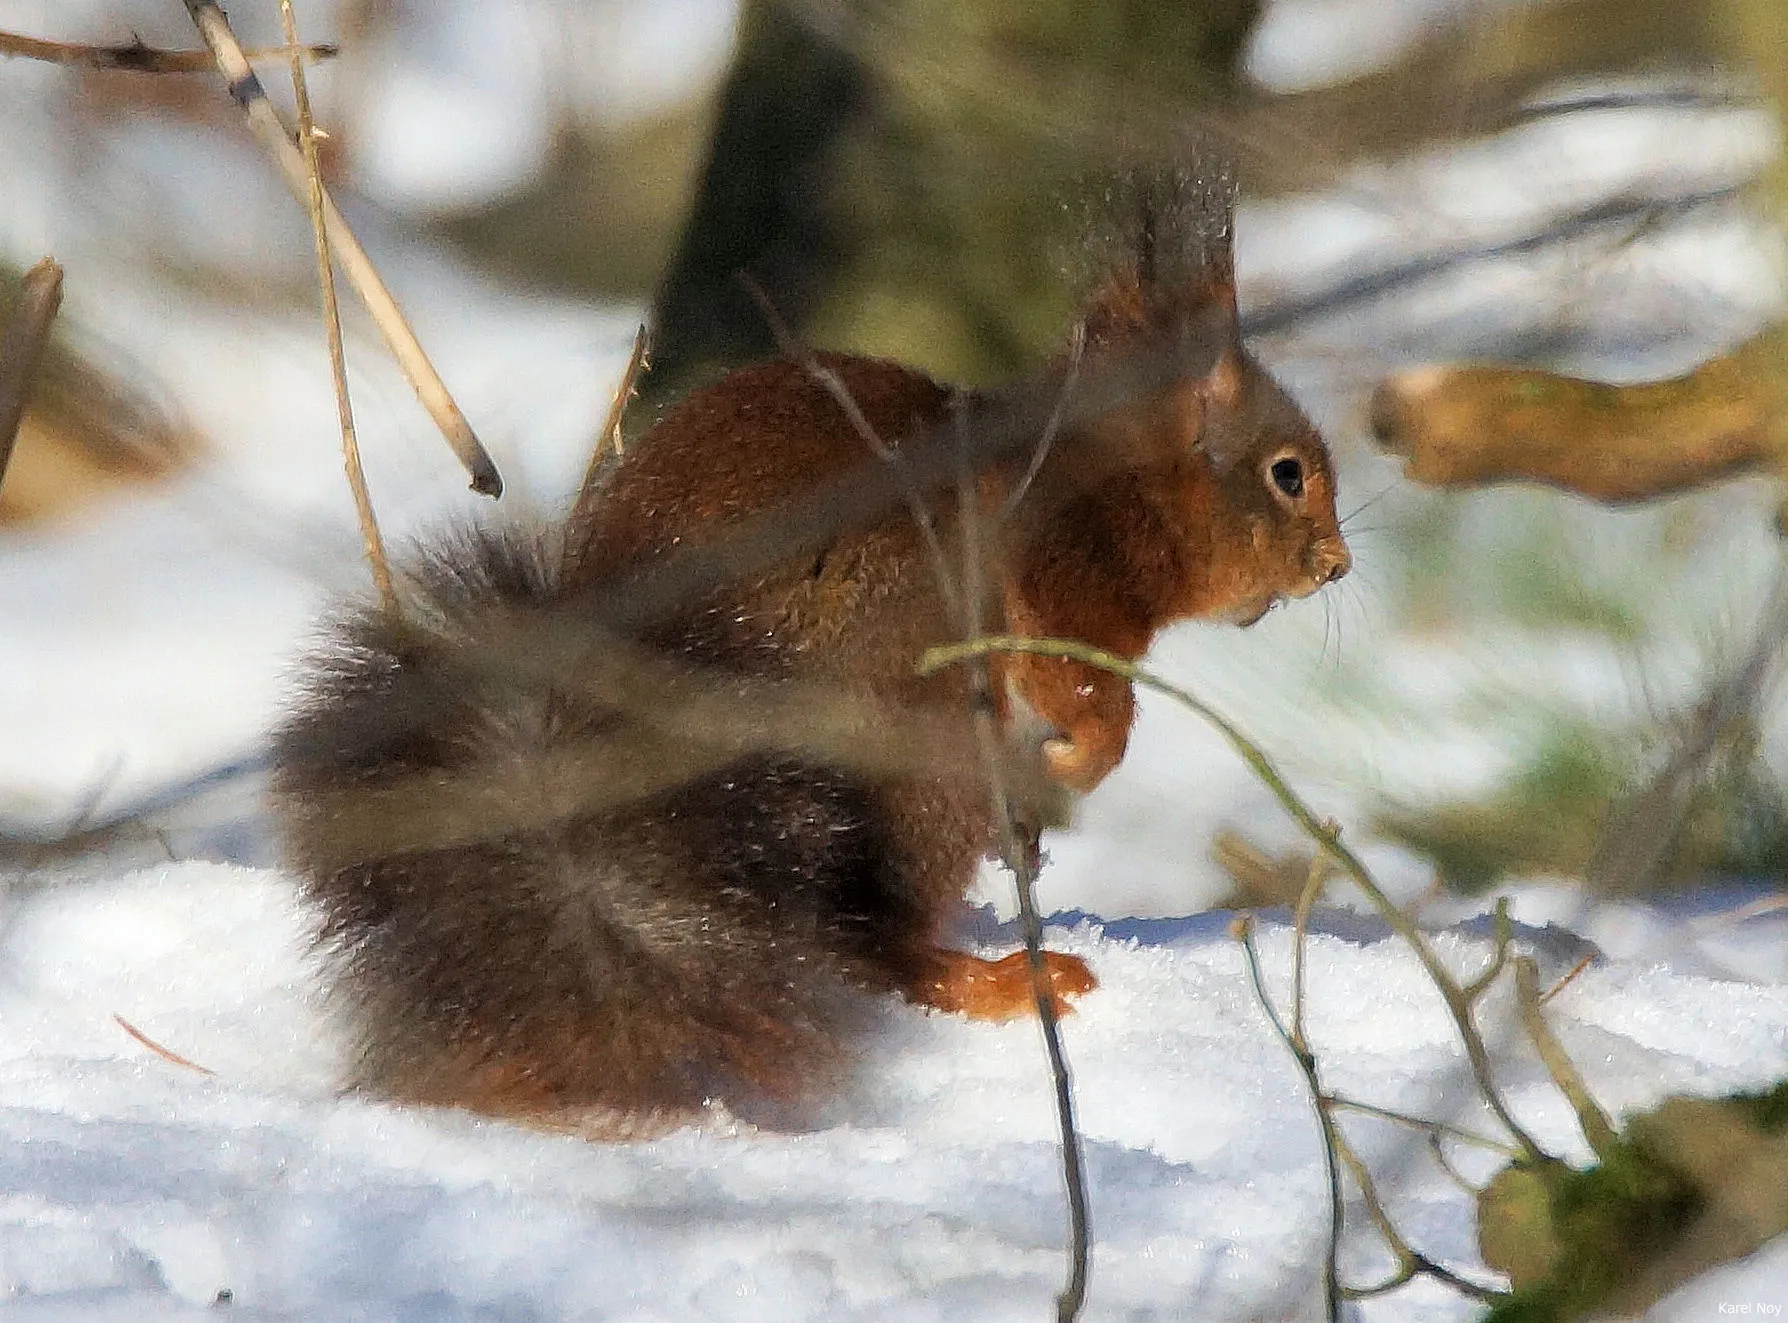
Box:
(1313, 541, 1351, 586)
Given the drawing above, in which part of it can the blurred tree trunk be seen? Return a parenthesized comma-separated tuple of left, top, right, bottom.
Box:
(643, 0, 1264, 406)
(641, 0, 1746, 408)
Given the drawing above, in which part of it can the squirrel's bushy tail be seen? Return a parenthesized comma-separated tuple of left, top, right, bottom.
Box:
(271, 527, 918, 1124)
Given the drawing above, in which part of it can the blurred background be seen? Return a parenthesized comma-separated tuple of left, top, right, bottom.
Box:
(1, 0, 1785, 977)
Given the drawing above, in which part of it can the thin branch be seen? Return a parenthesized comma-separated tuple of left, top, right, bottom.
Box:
(1541, 952, 1595, 1005)
(946, 397, 1088, 1323)
(280, 0, 394, 613)
(1459, 899, 1513, 1002)
(1331, 1131, 1500, 1302)
(1001, 324, 1083, 520)
(1290, 838, 1327, 1048)
(566, 323, 650, 553)
(0, 257, 63, 491)
(1427, 1129, 1482, 1196)
(740, 274, 962, 619)
(1245, 184, 1744, 339)
(576, 336, 1200, 642)
(921, 635, 1552, 1164)
(1513, 956, 1619, 1161)
(1237, 915, 1343, 1323)
(1588, 556, 1788, 893)
(0, 27, 335, 72)
(1329, 1097, 1515, 1156)
(177, 0, 502, 498)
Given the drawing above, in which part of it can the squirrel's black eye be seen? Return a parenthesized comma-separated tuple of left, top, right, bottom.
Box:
(1270, 457, 1305, 499)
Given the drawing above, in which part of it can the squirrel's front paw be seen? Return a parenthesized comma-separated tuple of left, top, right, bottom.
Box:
(910, 949, 1097, 1021)
(1042, 725, 1126, 794)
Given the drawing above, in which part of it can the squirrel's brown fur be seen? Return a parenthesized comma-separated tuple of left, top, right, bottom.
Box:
(271, 166, 1350, 1132)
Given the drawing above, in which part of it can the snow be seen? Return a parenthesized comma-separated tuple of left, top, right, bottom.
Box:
(2, 0, 1787, 1316)
(3, 864, 1786, 1320)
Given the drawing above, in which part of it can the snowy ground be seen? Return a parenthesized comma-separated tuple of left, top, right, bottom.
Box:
(3, 0, 1788, 1318)
(1, 862, 1786, 1321)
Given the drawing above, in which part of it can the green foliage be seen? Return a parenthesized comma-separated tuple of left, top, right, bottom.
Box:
(1480, 1141, 1702, 1322)
(1479, 1085, 1788, 1323)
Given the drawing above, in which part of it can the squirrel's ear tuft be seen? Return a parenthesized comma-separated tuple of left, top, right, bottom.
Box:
(1072, 160, 1240, 353)
(1204, 344, 1245, 411)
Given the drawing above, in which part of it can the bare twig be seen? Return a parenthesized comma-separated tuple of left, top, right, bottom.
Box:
(570, 326, 648, 508)
(1460, 900, 1514, 1002)
(945, 396, 1088, 1323)
(577, 337, 1202, 642)
(1329, 1097, 1514, 1156)
(565, 324, 650, 573)
(741, 274, 962, 618)
(1540, 952, 1596, 1005)
(113, 1013, 216, 1075)
(177, 0, 502, 498)
(288, 618, 1020, 869)
(1246, 184, 1744, 338)
(0, 27, 335, 72)
(0, 258, 63, 491)
(1332, 1130, 1500, 1301)
(1290, 840, 1326, 1046)
(921, 635, 1551, 1164)
(1236, 914, 1343, 1323)
(280, 0, 394, 613)
(1001, 324, 1083, 520)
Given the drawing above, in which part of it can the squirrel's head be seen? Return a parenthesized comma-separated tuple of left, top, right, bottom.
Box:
(1060, 162, 1351, 629)
(1179, 353, 1351, 626)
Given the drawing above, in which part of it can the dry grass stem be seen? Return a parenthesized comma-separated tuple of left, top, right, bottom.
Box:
(178, 0, 502, 498)
(0, 257, 64, 491)
(113, 1013, 216, 1076)
(280, 0, 394, 613)
(0, 27, 335, 72)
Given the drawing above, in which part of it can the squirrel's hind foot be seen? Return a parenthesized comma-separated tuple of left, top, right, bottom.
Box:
(910, 949, 1096, 1021)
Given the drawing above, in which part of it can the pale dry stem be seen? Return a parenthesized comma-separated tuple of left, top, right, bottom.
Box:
(178, 0, 502, 498)
(279, 0, 394, 613)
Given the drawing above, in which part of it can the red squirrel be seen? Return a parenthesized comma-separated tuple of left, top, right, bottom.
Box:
(271, 166, 1350, 1132)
